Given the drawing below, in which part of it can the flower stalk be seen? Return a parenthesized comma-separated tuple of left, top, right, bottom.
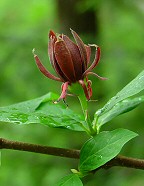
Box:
(78, 94, 96, 136)
(69, 83, 95, 135)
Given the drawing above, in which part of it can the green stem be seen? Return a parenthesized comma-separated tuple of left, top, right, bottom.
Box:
(69, 82, 96, 136)
(78, 94, 95, 136)
(93, 114, 100, 134)
(77, 122, 91, 136)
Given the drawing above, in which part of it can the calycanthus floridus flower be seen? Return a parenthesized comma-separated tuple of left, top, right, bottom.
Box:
(33, 29, 106, 102)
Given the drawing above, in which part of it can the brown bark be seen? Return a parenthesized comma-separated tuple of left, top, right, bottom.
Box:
(1, 138, 144, 171)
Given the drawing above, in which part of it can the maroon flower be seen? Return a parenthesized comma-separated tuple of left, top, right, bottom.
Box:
(33, 29, 106, 101)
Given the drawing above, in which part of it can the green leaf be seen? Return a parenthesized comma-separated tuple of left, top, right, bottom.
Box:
(96, 70, 144, 117)
(79, 129, 138, 172)
(97, 96, 144, 128)
(0, 92, 85, 131)
(56, 174, 83, 186)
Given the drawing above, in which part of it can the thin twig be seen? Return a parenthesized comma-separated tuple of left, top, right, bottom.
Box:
(0, 138, 144, 171)
(0, 138, 79, 159)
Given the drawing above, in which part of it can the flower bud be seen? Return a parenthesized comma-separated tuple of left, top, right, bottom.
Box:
(33, 29, 107, 101)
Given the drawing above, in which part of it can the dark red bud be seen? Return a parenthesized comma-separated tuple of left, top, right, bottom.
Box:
(54, 40, 76, 82)
(33, 29, 106, 102)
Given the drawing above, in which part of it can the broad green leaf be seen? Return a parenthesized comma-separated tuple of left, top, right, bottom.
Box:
(56, 174, 83, 186)
(96, 96, 144, 128)
(79, 129, 138, 172)
(0, 92, 85, 131)
(96, 70, 144, 117)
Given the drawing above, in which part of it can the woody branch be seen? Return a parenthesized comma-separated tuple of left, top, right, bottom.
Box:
(0, 138, 144, 171)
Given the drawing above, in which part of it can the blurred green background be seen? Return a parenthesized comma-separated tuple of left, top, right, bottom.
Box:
(0, 0, 144, 185)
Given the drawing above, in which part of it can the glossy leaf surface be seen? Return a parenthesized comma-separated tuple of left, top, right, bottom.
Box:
(56, 174, 83, 186)
(0, 92, 85, 131)
(96, 70, 144, 117)
(79, 129, 138, 172)
(97, 96, 144, 128)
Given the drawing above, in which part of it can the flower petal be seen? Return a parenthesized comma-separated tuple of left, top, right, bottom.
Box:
(63, 35, 83, 80)
(54, 82, 69, 103)
(83, 45, 101, 76)
(33, 50, 62, 82)
(49, 30, 57, 41)
(48, 37, 56, 67)
(48, 37, 68, 82)
(70, 29, 87, 72)
(87, 80, 93, 98)
(79, 80, 91, 100)
(85, 45, 91, 65)
(87, 72, 108, 80)
(54, 40, 76, 83)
